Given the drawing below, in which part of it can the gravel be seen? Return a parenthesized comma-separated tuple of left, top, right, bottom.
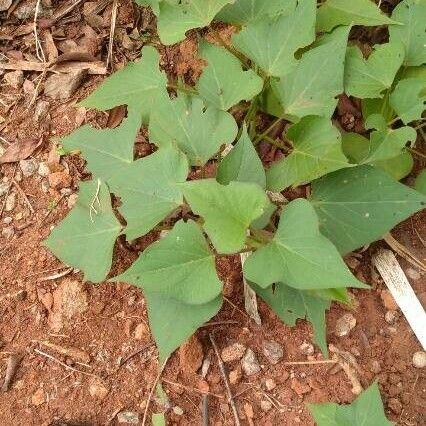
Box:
(335, 313, 357, 337)
(412, 351, 426, 368)
(263, 341, 284, 365)
(241, 349, 261, 376)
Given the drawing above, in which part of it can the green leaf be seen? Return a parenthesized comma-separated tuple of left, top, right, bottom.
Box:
(389, 0, 426, 66)
(308, 381, 393, 426)
(44, 180, 121, 283)
(342, 132, 413, 180)
(114, 220, 222, 305)
(364, 114, 417, 163)
(415, 170, 426, 195)
(146, 291, 222, 362)
(266, 116, 349, 191)
(390, 78, 426, 124)
(151, 413, 166, 426)
(196, 42, 263, 111)
(251, 282, 331, 355)
(79, 46, 167, 124)
(344, 42, 405, 99)
(232, 0, 316, 77)
(62, 111, 141, 184)
(243, 198, 363, 290)
(217, 125, 266, 188)
(149, 92, 237, 166)
(310, 165, 426, 255)
(111, 146, 188, 240)
(361, 95, 394, 123)
(134, 0, 161, 15)
(181, 179, 270, 254)
(216, 0, 296, 25)
(157, 0, 234, 45)
(316, 0, 396, 33)
(272, 25, 350, 120)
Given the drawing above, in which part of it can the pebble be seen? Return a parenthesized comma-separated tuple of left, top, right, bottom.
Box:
(260, 400, 273, 412)
(41, 180, 50, 193)
(67, 193, 78, 209)
(19, 159, 38, 177)
(412, 351, 426, 368)
(241, 349, 261, 376)
(172, 406, 184, 416)
(4, 70, 24, 88)
(0, 182, 9, 196)
(370, 360, 381, 374)
(380, 290, 398, 311)
(3, 216, 12, 224)
(89, 382, 109, 400)
(134, 322, 149, 340)
(38, 162, 50, 177)
(264, 378, 276, 391)
(384, 310, 399, 324)
(16, 290, 27, 301)
(5, 193, 16, 212)
(405, 268, 420, 281)
(300, 341, 314, 356)
(34, 100, 50, 122)
(1, 227, 14, 239)
(229, 366, 242, 385)
(48, 171, 72, 189)
(60, 187, 73, 196)
(263, 341, 284, 365)
(117, 411, 139, 424)
(221, 343, 246, 363)
(335, 313, 357, 337)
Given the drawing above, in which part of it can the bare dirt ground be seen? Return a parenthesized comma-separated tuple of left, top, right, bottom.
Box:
(0, 1, 425, 425)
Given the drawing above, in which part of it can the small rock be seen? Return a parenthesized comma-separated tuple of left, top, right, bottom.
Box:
(263, 341, 284, 365)
(242, 349, 261, 376)
(41, 179, 49, 193)
(381, 290, 398, 311)
(243, 403, 254, 420)
(89, 382, 109, 400)
(38, 162, 50, 177)
(405, 267, 420, 281)
(60, 187, 73, 196)
(34, 100, 50, 122)
(221, 343, 246, 363)
(2, 227, 14, 239)
(117, 411, 139, 424)
(412, 351, 426, 368)
(300, 341, 314, 356)
(335, 313, 357, 337)
(5, 193, 16, 212)
(178, 335, 203, 373)
(264, 378, 276, 391)
(229, 366, 242, 385)
(31, 388, 45, 406)
(260, 400, 273, 412)
(370, 360, 381, 374)
(290, 378, 311, 396)
(44, 69, 87, 100)
(48, 171, 72, 189)
(3, 216, 12, 224)
(15, 290, 27, 301)
(384, 310, 399, 324)
(19, 159, 38, 177)
(172, 406, 184, 416)
(4, 71, 24, 89)
(0, 182, 9, 196)
(0, 0, 12, 12)
(387, 398, 402, 414)
(134, 323, 149, 340)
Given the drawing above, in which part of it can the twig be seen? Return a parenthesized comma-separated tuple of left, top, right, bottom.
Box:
(37, 267, 73, 282)
(141, 357, 169, 426)
(33, 0, 46, 63)
(407, 147, 426, 160)
(283, 359, 337, 366)
(51, 0, 86, 22)
(1, 353, 23, 392)
(34, 348, 100, 378)
(117, 342, 155, 370)
(202, 394, 209, 426)
(106, 0, 119, 69)
(11, 178, 35, 214)
(162, 378, 224, 399)
(253, 117, 284, 144)
(209, 334, 241, 426)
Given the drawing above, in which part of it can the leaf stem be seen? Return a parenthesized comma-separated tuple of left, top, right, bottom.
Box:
(211, 28, 250, 68)
(253, 117, 284, 144)
(262, 135, 287, 150)
(167, 83, 197, 95)
(407, 147, 426, 160)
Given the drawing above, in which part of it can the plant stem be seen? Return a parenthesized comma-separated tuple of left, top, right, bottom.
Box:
(387, 116, 400, 126)
(415, 120, 426, 130)
(167, 83, 197, 95)
(245, 236, 264, 249)
(211, 28, 250, 68)
(253, 117, 284, 144)
(407, 147, 426, 160)
(262, 135, 286, 149)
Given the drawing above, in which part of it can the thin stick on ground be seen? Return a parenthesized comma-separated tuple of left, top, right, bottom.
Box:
(11, 178, 35, 214)
(141, 357, 169, 426)
(33, 0, 46, 63)
(0, 164, 18, 218)
(162, 378, 224, 399)
(106, 0, 118, 69)
(283, 359, 337, 366)
(209, 334, 241, 426)
(34, 348, 100, 379)
(202, 394, 209, 426)
(1, 353, 23, 392)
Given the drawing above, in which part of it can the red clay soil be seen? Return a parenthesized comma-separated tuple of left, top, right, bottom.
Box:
(1, 1, 425, 425)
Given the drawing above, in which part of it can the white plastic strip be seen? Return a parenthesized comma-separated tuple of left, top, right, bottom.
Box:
(373, 249, 426, 350)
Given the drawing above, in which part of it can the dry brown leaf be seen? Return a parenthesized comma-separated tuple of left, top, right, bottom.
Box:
(0, 139, 42, 164)
(106, 105, 126, 128)
(0, 0, 12, 12)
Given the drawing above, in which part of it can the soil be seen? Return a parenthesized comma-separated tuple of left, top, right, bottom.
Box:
(0, 1, 425, 425)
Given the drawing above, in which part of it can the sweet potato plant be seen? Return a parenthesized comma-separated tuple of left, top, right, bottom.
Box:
(45, 0, 425, 373)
